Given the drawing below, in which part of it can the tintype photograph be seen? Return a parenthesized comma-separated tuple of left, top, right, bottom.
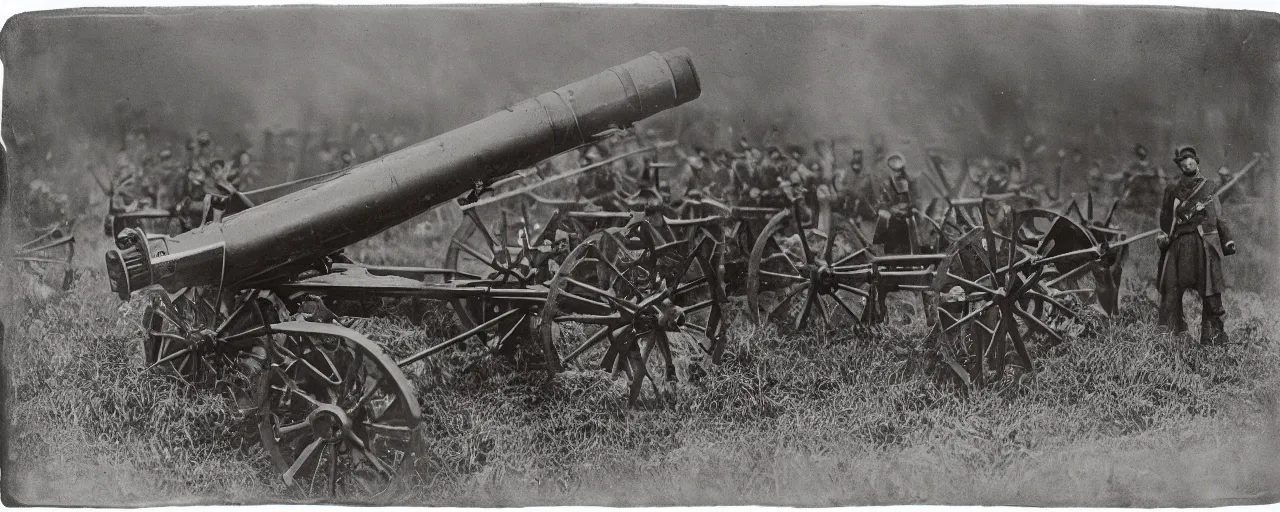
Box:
(1, 2, 1278, 507)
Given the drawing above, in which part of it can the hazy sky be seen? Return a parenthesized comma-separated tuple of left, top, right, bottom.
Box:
(2, 6, 1278, 171)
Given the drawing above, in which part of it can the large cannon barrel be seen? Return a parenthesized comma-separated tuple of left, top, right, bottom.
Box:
(106, 48, 701, 299)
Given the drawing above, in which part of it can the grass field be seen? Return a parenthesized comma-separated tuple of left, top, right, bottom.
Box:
(4, 204, 1279, 507)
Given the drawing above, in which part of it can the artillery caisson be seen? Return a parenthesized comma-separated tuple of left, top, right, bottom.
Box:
(105, 49, 703, 498)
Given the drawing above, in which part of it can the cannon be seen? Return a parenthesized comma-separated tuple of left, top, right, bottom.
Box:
(105, 49, 707, 499)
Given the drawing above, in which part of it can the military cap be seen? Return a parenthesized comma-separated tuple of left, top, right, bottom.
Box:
(886, 153, 906, 171)
(1174, 146, 1199, 164)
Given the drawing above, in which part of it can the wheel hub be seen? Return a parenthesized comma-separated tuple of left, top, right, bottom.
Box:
(309, 404, 352, 443)
(806, 263, 836, 295)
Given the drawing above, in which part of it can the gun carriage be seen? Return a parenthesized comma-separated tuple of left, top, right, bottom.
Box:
(105, 49, 711, 498)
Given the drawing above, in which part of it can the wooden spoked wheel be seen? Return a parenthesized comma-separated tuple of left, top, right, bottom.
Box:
(257, 321, 423, 500)
(539, 225, 728, 407)
(746, 207, 874, 332)
(141, 287, 286, 388)
(930, 226, 1071, 386)
(15, 223, 77, 292)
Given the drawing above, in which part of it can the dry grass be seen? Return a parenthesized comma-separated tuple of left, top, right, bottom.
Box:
(4, 207, 1279, 507)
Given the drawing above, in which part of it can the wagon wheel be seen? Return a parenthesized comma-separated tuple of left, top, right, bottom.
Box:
(15, 223, 77, 291)
(257, 320, 423, 500)
(443, 204, 557, 333)
(929, 223, 1067, 386)
(540, 226, 728, 407)
(1014, 208, 1122, 318)
(141, 287, 288, 389)
(444, 206, 534, 285)
(746, 207, 874, 331)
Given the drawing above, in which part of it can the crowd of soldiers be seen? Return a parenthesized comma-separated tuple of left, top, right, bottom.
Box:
(106, 129, 258, 220)
(101, 123, 410, 230)
(559, 132, 1254, 346)
(14, 116, 1261, 347)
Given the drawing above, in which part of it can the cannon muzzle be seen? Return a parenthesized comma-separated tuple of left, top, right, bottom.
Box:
(107, 48, 701, 299)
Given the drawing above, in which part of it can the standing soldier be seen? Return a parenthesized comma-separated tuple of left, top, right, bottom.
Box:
(874, 153, 920, 255)
(868, 153, 921, 322)
(837, 149, 876, 222)
(1156, 146, 1237, 345)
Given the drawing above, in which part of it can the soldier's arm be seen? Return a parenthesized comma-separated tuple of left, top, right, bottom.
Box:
(876, 180, 892, 218)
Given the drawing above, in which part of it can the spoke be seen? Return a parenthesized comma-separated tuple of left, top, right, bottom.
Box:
(274, 367, 325, 407)
(829, 291, 861, 321)
(222, 325, 270, 344)
(213, 297, 254, 336)
(945, 272, 998, 295)
(835, 283, 872, 298)
(1007, 318, 1034, 370)
(766, 282, 810, 320)
(767, 237, 803, 274)
(153, 300, 191, 335)
(563, 325, 622, 364)
(684, 299, 714, 314)
(674, 276, 709, 297)
(1015, 305, 1065, 343)
(943, 300, 996, 334)
(793, 286, 817, 332)
(347, 384, 380, 416)
(938, 307, 961, 324)
(299, 345, 343, 386)
(325, 444, 337, 497)
(823, 227, 835, 263)
(278, 419, 312, 437)
(454, 240, 506, 275)
(351, 444, 394, 480)
(1013, 266, 1047, 299)
(148, 331, 189, 344)
(398, 307, 523, 366)
(565, 277, 639, 312)
(760, 270, 807, 283)
(813, 293, 830, 325)
(586, 244, 640, 296)
(282, 438, 324, 486)
(363, 421, 412, 433)
(556, 290, 614, 312)
(1026, 291, 1079, 319)
(984, 314, 1004, 360)
(555, 313, 624, 325)
(834, 248, 870, 267)
(143, 347, 193, 372)
(792, 205, 815, 263)
(628, 332, 660, 407)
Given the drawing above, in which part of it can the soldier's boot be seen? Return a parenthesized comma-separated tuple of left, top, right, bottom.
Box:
(1156, 289, 1188, 335)
(1200, 294, 1228, 346)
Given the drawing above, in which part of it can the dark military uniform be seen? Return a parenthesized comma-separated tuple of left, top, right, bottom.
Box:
(1157, 170, 1235, 344)
(874, 171, 919, 255)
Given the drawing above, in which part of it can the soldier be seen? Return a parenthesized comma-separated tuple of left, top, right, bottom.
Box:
(1156, 146, 1237, 345)
(874, 153, 920, 255)
(837, 149, 876, 222)
(23, 180, 69, 229)
(868, 153, 922, 321)
(981, 161, 1011, 195)
(1215, 166, 1237, 203)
